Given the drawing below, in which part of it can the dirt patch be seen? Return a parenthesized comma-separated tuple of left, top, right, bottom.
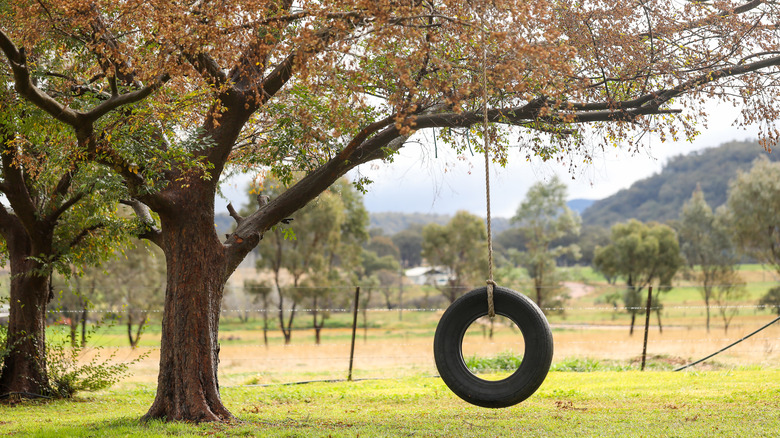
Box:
(563, 282, 594, 299)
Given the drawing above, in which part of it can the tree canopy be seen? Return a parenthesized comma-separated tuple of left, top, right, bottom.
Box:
(726, 158, 780, 274)
(422, 210, 487, 303)
(593, 219, 684, 334)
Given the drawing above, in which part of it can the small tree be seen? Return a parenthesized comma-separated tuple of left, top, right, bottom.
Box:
(713, 270, 747, 334)
(392, 226, 423, 268)
(511, 176, 580, 312)
(243, 280, 274, 347)
(255, 176, 368, 344)
(593, 220, 684, 335)
(51, 270, 101, 348)
(421, 211, 487, 303)
(101, 244, 166, 349)
(678, 186, 741, 332)
(759, 287, 780, 316)
(0, 91, 130, 396)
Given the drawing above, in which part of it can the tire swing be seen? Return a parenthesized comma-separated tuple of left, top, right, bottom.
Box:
(432, 19, 553, 407)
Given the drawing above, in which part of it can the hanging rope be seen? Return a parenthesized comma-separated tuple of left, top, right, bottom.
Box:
(480, 12, 496, 319)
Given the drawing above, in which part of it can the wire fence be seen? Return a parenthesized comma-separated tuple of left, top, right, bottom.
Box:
(47, 307, 780, 388)
(5, 281, 777, 386)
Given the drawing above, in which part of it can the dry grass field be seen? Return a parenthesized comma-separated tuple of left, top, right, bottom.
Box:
(34, 264, 780, 387)
(95, 310, 780, 388)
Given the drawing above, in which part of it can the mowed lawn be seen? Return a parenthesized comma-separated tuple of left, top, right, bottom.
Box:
(1, 370, 778, 437)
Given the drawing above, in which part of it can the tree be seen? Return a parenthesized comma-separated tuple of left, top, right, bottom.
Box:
(256, 186, 342, 344)
(0, 89, 129, 397)
(593, 220, 684, 335)
(422, 211, 487, 303)
(359, 249, 401, 309)
(677, 186, 741, 332)
(243, 280, 274, 346)
(51, 276, 92, 348)
(511, 176, 580, 311)
(759, 287, 780, 316)
(713, 272, 747, 334)
(392, 225, 423, 268)
(726, 158, 780, 273)
(256, 177, 367, 344)
(4, 0, 780, 421)
(100, 244, 166, 348)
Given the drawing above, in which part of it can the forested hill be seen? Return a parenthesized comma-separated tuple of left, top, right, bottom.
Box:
(582, 139, 779, 227)
(369, 212, 511, 235)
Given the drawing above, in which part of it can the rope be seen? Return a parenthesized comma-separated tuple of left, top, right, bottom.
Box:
(674, 315, 780, 371)
(480, 10, 495, 318)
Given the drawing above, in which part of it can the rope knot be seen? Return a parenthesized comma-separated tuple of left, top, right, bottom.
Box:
(486, 279, 497, 319)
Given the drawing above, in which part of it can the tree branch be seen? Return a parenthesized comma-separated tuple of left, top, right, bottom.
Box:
(0, 129, 38, 228)
(82, 73, 170, 123)
(185, 52, 227, 87)
(66, 223, 103, 252)
(227, 202, 244, 226)
(0, 29, 80, 127)
(121, 198, 163, 247)
(44, 192, 84, 225)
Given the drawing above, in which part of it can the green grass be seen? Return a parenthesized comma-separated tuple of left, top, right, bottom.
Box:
(2, 371, 779, 437)
(465, 351, 523, 373)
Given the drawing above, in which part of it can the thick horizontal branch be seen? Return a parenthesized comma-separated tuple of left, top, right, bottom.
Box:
(1, 29, 169, 131)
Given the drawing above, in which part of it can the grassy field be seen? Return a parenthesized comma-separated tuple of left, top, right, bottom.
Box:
(1, 371, 779, 437)
(2, 264, 780, 436)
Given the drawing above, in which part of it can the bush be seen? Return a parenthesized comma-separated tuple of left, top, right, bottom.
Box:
(45, 316, 147, 398)
(759, 287, 780, 316)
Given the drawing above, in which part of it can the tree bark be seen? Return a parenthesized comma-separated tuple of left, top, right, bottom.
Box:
(0, 219, 53, 397)
(142, 188, 233, 422)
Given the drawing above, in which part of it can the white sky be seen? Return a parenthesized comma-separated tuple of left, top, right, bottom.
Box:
(217, 102, 764, 219)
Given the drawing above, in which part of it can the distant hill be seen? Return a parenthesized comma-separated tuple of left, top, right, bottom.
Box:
(370, 212, 511, 235)
(582, 139, 779, 227)
(567, 199, 595, 215)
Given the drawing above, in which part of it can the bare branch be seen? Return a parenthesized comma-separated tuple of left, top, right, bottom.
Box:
(227, 202, 244, 225)
(121, 198, 163, 247)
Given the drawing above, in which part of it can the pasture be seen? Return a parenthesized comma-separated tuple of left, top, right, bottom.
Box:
(2, 264, 780, 436)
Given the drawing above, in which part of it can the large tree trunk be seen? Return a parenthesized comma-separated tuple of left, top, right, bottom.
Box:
(142, 192, 233, 422)
(0, 224, 53, 397)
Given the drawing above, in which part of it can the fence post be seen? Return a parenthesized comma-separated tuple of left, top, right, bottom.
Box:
(641, 286, 653, 371)
(398, 268, 404, 321)
(348, 286, 360, 381)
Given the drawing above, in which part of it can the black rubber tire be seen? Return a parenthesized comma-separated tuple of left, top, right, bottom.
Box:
(433, 286, 553, 408)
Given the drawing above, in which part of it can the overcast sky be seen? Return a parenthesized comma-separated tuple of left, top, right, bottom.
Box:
(217, 103, 764, 219)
